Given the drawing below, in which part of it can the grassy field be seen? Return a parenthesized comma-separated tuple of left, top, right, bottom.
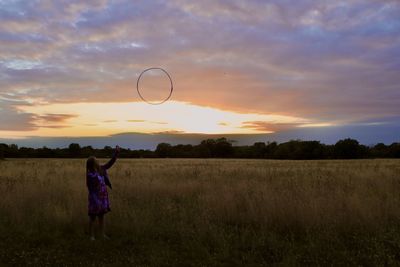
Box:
(1, 158, 400, 266)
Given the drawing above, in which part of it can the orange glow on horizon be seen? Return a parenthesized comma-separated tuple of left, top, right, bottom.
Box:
(0, 101, 324, 138)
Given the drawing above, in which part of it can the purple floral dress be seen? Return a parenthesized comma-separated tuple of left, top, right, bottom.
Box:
(86, 155, 116, 216)
(87, 171, 110, 216)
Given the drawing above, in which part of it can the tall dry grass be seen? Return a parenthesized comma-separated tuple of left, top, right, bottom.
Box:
(1, 158, 400, 266)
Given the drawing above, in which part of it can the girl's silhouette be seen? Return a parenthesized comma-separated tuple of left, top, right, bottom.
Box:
(86, 145, 120, 240)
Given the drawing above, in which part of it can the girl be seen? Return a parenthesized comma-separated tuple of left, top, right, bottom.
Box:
(86, 145, 120, 240)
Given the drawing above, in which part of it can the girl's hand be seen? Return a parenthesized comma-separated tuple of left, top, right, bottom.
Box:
(115, 145, 121, 154)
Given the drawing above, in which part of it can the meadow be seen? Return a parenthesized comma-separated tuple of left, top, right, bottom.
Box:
(1, 158, 400, 266)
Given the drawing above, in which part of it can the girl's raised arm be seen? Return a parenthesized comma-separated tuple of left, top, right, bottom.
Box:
(102, 146, 120, 170)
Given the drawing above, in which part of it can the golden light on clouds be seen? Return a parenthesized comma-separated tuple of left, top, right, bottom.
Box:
(4, 101, 313, 137)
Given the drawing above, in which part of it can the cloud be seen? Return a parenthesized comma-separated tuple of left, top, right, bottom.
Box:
(0, 98, 36, 131)
(126, 119, 167, 125)
(38, 113, 77, 123)
(241, 121, 303, 132)
(0, 97, 77, 131)
(0, 0, 399, 136)
(35, 113, 77, 128)
(127, 120, 145, 123)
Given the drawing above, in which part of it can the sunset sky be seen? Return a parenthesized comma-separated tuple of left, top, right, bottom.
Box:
(1, 0, 399, 148)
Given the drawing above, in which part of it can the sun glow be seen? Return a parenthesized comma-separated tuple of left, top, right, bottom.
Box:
(3, 101, 313, 137)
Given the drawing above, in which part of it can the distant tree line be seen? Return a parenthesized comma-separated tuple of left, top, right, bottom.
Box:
(0, 138, 400, 159)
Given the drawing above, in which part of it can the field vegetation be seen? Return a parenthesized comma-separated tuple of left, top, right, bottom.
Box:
(1, 158, 400, 266)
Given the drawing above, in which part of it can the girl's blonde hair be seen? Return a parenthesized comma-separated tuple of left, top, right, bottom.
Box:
(86, 156, 104, 175)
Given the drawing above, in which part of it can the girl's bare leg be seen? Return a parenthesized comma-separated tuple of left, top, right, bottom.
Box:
(89, 215, 96, 240)
(99, 214, 109, 239)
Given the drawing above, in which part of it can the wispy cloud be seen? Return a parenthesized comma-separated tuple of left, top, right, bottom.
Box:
(38, 113, 77, 123)
(127, 120, 146, 123)
(241, 121, 303, 132)
(0, 98, 37, 131)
